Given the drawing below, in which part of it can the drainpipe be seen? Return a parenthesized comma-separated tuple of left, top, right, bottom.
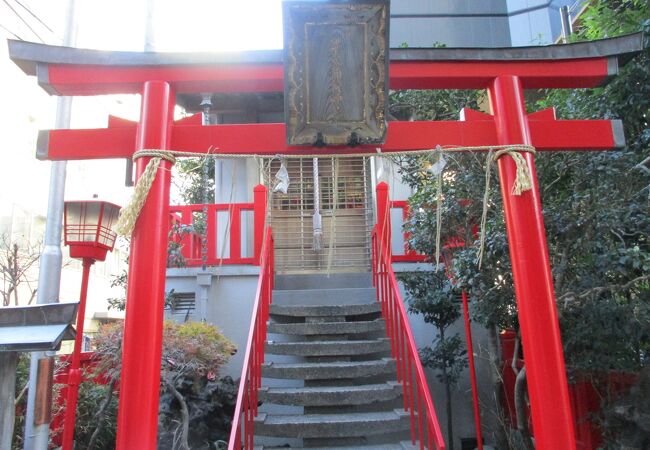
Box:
(560, 5, 573, 43)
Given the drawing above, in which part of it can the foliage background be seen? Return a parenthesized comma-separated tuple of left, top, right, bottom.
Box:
(392, 0, 649, 447)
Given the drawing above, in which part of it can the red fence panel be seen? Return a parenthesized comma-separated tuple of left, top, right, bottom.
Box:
(389, 200, 427, 263)
(168, 185, 267, 267)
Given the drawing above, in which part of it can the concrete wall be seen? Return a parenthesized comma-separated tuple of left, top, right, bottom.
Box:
(166, 266, 260, 379)
(390, 0, 511, 48)
(507, 0, 576, 46)
(390, 0, 581, 48)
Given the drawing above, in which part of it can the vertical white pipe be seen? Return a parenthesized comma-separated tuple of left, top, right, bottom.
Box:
(24, 2, 76, 449)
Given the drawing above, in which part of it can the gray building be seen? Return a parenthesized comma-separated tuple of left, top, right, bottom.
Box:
(391, 0, 581, 48)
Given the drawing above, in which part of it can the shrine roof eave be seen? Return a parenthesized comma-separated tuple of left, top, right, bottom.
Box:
(392, 32, 644, 64)
(7, 32, 645, 95)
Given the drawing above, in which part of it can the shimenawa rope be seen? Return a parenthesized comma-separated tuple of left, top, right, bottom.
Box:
(116, 145, 536, 269)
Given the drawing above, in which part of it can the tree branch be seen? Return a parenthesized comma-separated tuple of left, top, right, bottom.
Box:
(514, 366, 535, 450)
(558, 274, 650, 302)
(87, 378, 117, 450)
(163, 376, 190, 450)
(511, 334, 520, 376)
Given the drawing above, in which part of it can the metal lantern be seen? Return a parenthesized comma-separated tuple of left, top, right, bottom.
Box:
(61, 200, 120, 450)
(64, 201, 120, 261)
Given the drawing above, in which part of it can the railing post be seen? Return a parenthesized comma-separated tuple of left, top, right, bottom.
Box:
(181, 207, 193, 261)
(253, 185, 268, 265)
(230, 206, 242, 261)
(375, 182, 391, 257)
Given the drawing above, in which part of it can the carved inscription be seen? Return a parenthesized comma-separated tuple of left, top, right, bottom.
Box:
(284, 1, 389, 146)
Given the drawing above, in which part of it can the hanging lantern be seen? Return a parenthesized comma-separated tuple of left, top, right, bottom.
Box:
(64, 201, 121, 261)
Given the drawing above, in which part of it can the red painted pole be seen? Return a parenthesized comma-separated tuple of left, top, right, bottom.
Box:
(116, 80, 174, 450)
(61, 258, 93, 450)
(253, 184, 267, 265)
(375, 182, 390, 254)
(461, 290, 483, 450)
(488, 75, 576, 449)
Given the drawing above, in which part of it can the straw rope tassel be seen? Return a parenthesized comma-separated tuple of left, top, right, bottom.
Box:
(476, 148, 534, 267)
(116, 153, 175, 236)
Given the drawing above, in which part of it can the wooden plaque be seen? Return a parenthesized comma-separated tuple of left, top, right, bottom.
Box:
(283, 0, 389, 146)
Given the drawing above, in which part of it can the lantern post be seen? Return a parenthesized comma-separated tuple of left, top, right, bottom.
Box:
(60, 200, 120, 450)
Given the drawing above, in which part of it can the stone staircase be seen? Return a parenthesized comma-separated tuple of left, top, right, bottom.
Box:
(253, 273, 418, 450)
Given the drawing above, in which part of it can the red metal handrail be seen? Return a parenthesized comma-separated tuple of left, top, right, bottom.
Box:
(373, 182, 445, 450)
(228, 226, 274, 450)
(372, 225, 446, 450)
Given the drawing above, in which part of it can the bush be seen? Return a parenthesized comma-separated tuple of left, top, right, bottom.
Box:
(54, 320, 237, 450)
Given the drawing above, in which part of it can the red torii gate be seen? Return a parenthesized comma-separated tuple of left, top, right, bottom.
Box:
(9, 32, 643, 450)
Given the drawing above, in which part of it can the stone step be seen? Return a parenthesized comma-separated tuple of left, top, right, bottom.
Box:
(256, 443, 421, 450)
(267, 319, 385, 335)
(254, 410, 411, 438)
(259, 382, 401, 406)
(269, 303, 381, 318)
(272, 288, 376, 306)
(262, 358, 395, 380)
(274, 273, 372, 290)
(266, 338, 390, 357)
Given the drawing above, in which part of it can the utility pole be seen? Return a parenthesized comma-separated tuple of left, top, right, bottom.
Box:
(124, 0, 156, 186)
(144, 0, 156, 52)
(23, 1, 76, 449)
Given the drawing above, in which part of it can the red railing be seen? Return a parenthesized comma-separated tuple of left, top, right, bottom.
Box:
(390, 200, 427, 263)
(168, 184, 267, 266)
(372, 182, 446, 450)
(228, 226, 274, 450)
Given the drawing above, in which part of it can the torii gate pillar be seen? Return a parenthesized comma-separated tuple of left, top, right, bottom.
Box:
(490, 75, 576, 448)
(116, 81, 175, 449)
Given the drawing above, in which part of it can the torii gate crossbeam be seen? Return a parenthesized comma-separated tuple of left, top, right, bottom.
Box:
(8, 32, 644, 450)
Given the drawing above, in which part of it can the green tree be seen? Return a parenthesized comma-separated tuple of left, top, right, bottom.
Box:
(175, 158, 215, 206)
(394, 1, 649, 447)
(533, 1, 650, 446)
(400, 271, 467, 450)
(390, 87, 520, 446)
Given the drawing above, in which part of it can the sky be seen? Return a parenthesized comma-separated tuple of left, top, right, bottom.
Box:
(0, 0, 284, 216)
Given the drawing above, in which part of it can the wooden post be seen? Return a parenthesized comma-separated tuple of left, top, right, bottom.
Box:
(0, 352, 18, 450)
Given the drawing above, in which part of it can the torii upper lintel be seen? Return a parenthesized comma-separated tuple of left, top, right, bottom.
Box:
(8, 32, 644, 95)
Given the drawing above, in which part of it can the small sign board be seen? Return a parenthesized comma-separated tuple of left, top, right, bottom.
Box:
(283, 0, 390, 146)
